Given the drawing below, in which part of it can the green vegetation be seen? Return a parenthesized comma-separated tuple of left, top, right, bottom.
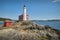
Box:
(0, 17, 12, 21)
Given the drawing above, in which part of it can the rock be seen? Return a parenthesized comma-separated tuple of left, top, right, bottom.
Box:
(0, 21, 60, 40)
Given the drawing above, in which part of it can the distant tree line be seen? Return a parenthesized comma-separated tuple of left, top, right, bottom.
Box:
(0, 17, 12, 21)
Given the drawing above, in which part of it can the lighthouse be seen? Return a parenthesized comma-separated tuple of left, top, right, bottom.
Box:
(23, 5, 27, 21)
(19, 5, 29, 21)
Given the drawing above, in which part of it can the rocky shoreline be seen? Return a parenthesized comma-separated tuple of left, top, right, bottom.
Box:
(0, 21, 60, 40)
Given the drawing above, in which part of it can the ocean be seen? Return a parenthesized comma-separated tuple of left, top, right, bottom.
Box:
(0, 21, 4, 25)
(33, 21, 60, 30)
(0, 21, 60, 30)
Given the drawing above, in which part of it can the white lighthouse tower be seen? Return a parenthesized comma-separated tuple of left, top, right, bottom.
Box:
(19, 0, 29, 21)
(23, 5, 27, 21)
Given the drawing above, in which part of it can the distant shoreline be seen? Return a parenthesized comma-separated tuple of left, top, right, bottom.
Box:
(0, 20, 60, 22)
(32, 20, 60, 21)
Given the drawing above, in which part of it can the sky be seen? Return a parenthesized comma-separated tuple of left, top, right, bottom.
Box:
(0, 0, 60, 20)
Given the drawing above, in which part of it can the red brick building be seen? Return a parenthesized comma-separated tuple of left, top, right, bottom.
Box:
(19, 14, 29, 21)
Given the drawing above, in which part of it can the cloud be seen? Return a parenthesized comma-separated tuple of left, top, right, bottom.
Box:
(52, 0, 60, 3)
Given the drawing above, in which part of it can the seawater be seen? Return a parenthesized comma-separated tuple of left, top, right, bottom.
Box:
(33, 21, 60, 30)
(0, 22, 4, 25)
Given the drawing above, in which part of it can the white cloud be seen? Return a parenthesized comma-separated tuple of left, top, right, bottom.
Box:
(52, 0, 60, 3)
